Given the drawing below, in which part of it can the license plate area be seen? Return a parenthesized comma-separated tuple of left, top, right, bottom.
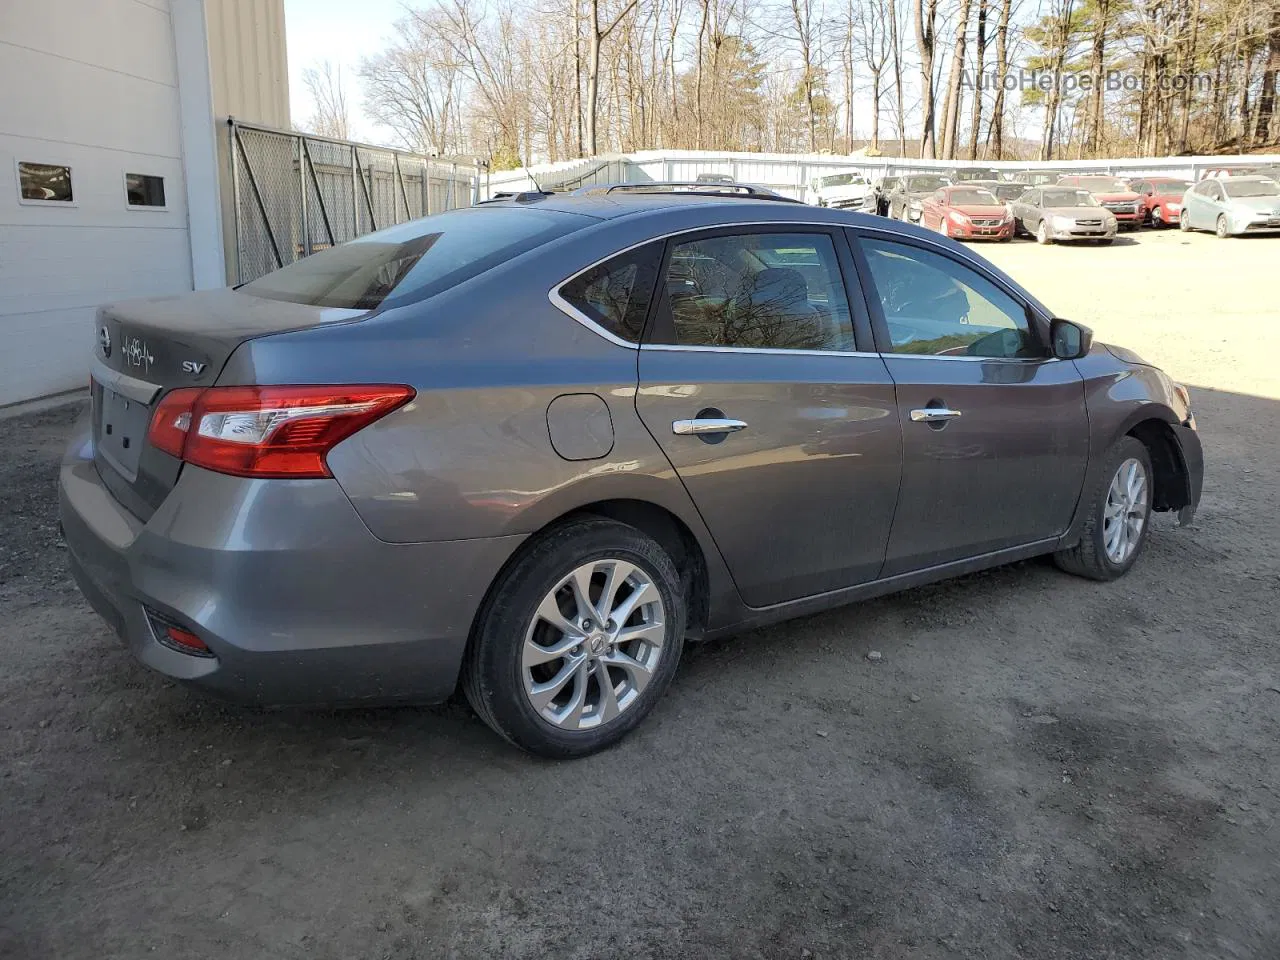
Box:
(97, 386, 151, 479)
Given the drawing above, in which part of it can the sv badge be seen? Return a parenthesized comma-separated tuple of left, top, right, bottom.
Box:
(182, 360, 208, 376)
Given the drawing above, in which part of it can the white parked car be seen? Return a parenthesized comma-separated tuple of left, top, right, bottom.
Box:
(805, 171, 873, 211)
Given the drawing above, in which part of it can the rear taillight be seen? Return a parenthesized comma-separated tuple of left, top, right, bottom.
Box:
(149, 387, 203, 458)
(146, 384, 413, 479)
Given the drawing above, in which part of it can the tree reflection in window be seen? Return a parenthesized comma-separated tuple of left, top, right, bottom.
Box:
(663, 233, 855, 352)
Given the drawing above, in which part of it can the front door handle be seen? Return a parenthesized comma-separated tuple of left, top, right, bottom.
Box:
(909, 407, 963, 423)
(672, 418, 748, 436)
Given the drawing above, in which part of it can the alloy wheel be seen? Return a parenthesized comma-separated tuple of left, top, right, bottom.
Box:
(521, 559, 667, 731)
(1180, 210, 1191, 231)
(1216, 215, 1229, 238)
(1103, 458, 1149, 565)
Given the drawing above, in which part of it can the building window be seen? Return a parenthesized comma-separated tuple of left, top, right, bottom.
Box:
(17, 162, 74, 204)
(125, 173, 167, 209)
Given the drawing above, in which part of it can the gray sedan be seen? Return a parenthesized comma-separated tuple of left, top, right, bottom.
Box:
(887, 174, 953, 222)
(1010, 186, 1119, 244)
(60, 187, 1203, 757)
(1179, 176, 1280, 237)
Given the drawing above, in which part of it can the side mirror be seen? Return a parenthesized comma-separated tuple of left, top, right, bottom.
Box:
(1051, 318, 1093, 360)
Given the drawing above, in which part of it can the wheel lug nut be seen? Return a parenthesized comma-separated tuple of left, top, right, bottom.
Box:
(581, 619, 593, 631)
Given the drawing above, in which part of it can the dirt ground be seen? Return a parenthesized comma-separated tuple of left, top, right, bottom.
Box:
(2, 227, 1278, 960)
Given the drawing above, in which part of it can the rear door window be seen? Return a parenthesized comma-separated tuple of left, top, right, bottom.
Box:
(650, 232, 857, 352)
(242, 207, 589, 310)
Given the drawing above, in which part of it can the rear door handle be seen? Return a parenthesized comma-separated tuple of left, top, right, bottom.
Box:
(672, 418, 748, 436)
(909, 407, 962, 423)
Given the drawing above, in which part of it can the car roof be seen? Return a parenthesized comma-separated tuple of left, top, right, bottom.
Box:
(477, 191, 823, 220)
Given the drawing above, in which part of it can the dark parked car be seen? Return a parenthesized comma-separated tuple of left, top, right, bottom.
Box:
(964, 179, 1030, 203)
(888, 173, 953, 222)
(1009, 186, 1119, 243)
(948, 167, 1002, 183)
(871, 175, 902, 216)
(1010, 170, 1068, 187)
(61, 185, 1203, 757)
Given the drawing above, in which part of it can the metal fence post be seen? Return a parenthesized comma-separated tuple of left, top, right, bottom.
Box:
(298, 135, 311, 258)
(228, 117, 241, 283)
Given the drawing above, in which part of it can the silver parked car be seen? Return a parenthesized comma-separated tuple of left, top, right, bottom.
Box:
(60, 185, 1203, 757)
(1010, 186, 1120, 244)
(1179, 175, 1280, 237)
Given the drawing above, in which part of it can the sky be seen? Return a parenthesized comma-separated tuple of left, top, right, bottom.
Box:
(283, 0, 409, 144)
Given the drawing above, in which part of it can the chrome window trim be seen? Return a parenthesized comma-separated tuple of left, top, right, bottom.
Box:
(880, 353, 1061, 364)
(640, 344, 882, 358)
(547, 219, 869, 356)
(546, 217, 1043, 361)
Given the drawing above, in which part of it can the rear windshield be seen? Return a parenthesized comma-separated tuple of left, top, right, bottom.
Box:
(242, 207, 587, 309)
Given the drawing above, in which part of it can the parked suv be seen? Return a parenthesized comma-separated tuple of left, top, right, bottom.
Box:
(61, 186, 1203, 757)
(805, 171, 874, 211)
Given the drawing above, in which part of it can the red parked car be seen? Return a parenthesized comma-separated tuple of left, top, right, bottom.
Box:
(1128, 177, 1192, 228)
(918, 185, 1014, 241)
(1056, 175, 1145, 229)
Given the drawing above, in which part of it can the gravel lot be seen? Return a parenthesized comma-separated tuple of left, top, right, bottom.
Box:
(2, 227, 1278, 959)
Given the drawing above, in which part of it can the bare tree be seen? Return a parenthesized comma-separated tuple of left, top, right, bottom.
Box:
(968, 0, 988, 158)
(853, 0, 894, 151)
(585, 0, 642, 154)
(915, 0, 940, 156)
(987, 0, 1013, 157)
(940, 0, 976, 158)
(301, 60, 351, 140)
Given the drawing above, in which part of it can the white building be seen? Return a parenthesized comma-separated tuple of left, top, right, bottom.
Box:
(0, 0, 290, 408)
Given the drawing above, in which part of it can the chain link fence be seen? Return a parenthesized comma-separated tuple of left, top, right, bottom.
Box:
(230, 121, 480, 283)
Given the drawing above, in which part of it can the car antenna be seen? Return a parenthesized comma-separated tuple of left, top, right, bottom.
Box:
(521, 157, 546, 194)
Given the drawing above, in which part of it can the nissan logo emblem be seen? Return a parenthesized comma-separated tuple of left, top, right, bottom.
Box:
(99, 326, 112, 358)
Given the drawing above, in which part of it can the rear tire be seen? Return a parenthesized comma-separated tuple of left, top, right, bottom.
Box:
(462, 517, 686, 758)
(1054, 436, 1153, 582)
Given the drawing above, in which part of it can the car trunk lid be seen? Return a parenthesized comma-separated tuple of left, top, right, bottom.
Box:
(91, 288, 365, 520)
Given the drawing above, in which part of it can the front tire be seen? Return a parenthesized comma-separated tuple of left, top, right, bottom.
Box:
(1180, 210, 1192, 232)
(1036, 221, 1052, 245)
(1151, 207, 1164, 227)
(1216, 215, 1230, 239)
(462, 517, 686, 758)
(1054, 436, 1153, 581)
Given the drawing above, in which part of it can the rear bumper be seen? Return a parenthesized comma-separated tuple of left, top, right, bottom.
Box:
(59, 431, 526, 707)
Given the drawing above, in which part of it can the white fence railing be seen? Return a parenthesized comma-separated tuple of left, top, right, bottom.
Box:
(481, 149, 1280, 201)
